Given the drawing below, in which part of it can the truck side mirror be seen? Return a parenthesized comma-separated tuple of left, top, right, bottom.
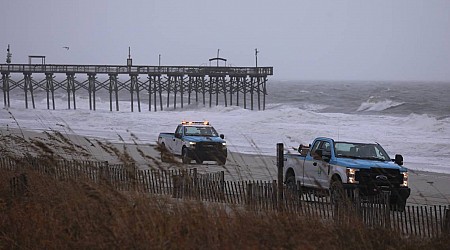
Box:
(394, 154, 403, 166)
(175, 133, 182, 139)
(220, 134, 224, 139)
(298, 144, 303, 154)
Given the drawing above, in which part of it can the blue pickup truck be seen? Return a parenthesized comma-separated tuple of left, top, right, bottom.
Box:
(284, 137, 410, 210)
(157, 121, 227, 165)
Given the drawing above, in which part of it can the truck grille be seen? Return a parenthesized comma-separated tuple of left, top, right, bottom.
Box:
(355, 168, 403, 187)
(196, 142, 223, 152)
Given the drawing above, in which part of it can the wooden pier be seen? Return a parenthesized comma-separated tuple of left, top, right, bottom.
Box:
(0, 64, 273, 111)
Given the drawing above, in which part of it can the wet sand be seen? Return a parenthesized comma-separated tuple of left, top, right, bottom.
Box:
(1, 127, 449, 205)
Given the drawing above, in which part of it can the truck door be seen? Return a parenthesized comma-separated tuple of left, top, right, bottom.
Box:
(171, 125, 183, 155)
(303, 140, 332, 188)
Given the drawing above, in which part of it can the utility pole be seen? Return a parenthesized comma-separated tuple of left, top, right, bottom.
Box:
(216, 49, 220, 67)
(6, 44, 12, 64)
(158, 54, 161, 67)
(255, 48, 259, 68)
(127, 47, 132, 67)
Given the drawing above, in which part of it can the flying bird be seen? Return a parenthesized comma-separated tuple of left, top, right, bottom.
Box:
(63, 46, 69, 50)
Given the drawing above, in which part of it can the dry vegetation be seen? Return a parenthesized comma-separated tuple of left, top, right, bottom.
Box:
(1, 129, 449, 249)
(2, 171, 448, 250)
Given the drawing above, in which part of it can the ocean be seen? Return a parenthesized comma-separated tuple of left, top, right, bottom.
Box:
(1, 80, 450, 174)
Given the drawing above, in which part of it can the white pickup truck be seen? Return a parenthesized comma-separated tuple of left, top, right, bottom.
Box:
(157, 121, 227, 165)
(284, 137, 410, 211)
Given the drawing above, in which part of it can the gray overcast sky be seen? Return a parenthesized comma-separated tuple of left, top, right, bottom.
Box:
(2, 0, 450, 81)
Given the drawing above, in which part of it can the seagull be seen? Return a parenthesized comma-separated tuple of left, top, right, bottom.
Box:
(63, 46, 69, 50)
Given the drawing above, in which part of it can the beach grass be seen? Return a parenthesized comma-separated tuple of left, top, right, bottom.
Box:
(1, 129, 449, 249)
(2, 169, 449, 249)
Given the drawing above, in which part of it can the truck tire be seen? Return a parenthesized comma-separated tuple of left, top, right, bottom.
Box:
(285, 171, 300, 196)
(195, 158, 203, 164)
(217, 158, 226, 166)
(391, 196, 406, 212)
(160, 143, 170, 162)
(182, 148, 191, 164)
(330, 177, 345, 204)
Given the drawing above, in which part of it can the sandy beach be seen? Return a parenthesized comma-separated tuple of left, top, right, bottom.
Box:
(1, 127, 449, 206)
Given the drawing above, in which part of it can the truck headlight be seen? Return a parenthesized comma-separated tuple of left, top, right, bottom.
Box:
(401, 172, 408, 187)
(188, 142, 196, 147)
(346, 168, 359, 184)
(222, 142, 227, 147)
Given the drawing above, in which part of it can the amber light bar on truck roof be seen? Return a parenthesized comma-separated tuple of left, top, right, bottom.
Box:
(181, 121, 210, 125)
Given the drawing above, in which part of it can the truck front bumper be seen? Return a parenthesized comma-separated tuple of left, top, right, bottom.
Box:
(343, 184, 411, 202)
(186, 147, 227, 162)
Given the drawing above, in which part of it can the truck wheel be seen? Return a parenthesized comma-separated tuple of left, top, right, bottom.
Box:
(182, 148, 191, 164)
(285, 172, 300, 195)
(391, 196, 406, 212)
(195, 158, 203, 164)
(330, 177, 345, 204)
(217, 158, 226, 166)
(160, 143, 170, 162)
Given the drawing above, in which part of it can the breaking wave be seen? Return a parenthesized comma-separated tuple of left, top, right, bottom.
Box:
(356, 97, 404, 112)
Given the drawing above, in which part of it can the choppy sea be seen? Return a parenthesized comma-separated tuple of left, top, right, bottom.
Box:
(1, 80, 450, 173)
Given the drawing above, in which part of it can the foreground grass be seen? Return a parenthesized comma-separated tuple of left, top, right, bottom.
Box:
(0, 170, 448, 249)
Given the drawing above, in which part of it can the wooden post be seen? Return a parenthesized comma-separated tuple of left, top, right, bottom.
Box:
(444, 207, 450, 235)
(158, 76, 163, 111)
(66, 73, 76, 110)
(23, 73, 29, 109)
(193, 168, 198, 199)
(208, 78, 212, 107)
(109, 74, 113, 111)
(277, 143, 284, 211)
(236, 77, 240, 107)
(229, 77, 233, 106)
(134, 75, 141, 112)
(263, 77, 266, 111)
(115, 76, 119, 111)
(220, 171, 225, 201)
(45, 73, 54, 110)
(2, 72, 11, 107)
(246, 182, 253, 209)
(153, 76, 158, 112)
(202, 77, 206, 106)
(257, 76, 261, 110)
(173, 76, 177, 109)
(250, 77, 254, 110)
(88, 73, 96, 110)
(243, 78, 247, 109)
(194, 77, 199, 104)
(215, 77, 219, 106)
(130, 75, 134, 112)
(167, 77, 171, 108)
(222, 76, 227, 107)
(28, 73, 36, 109)
(188, 76, 192, 105)
(148, 75, 152, 111)
(181, 76, 185, 108)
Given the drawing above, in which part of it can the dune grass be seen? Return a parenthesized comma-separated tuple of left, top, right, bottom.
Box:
(1, 128, 449, 249)
(2, 169, 449, 250)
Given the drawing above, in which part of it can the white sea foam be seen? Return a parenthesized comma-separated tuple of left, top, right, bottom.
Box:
(1, 96, 450, 174)
(356, 97, 404, 112)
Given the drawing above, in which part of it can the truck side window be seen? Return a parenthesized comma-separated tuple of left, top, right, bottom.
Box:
(311, 141, 322, 160)
(175, 126, 183, 137)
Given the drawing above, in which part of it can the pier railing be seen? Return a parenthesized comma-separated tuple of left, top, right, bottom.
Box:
(1, 63, 273, 111)
(0, 64, 273, 76)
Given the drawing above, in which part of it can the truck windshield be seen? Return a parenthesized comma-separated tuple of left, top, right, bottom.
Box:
(184, 126, 219, 137)
(334, 142, 390, 161)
